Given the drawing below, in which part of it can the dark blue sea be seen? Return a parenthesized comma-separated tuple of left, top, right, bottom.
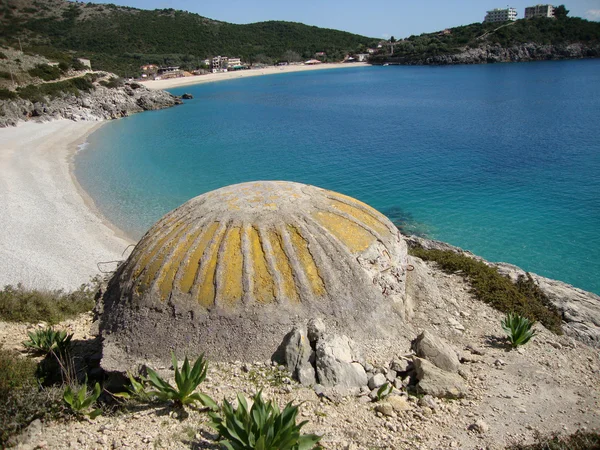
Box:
(75, 60, 600, 294)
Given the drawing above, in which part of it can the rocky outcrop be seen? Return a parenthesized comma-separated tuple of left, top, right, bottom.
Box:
(0, 81, 182, 127)
(372, 42, 600, 66)
(406, 235, 600, 348)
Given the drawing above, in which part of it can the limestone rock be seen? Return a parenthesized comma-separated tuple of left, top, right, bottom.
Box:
(413, 357, 468, 399)
(374, 403, 394, 417)
(387, 395, 412, 412)
(315, 334, 368, 388)
(279, 327, 315, 385)
(368, 373, 387, 390)
(412, 330, 460, 372)
(0, 77, 182, 128)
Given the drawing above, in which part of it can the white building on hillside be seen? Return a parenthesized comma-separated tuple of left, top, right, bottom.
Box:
(484, 7, 518, 23)
(525, 4, 554, 18)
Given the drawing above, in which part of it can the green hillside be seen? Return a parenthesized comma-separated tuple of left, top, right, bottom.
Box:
(0, 0, 377, 76)
(371, 14, 600, 63)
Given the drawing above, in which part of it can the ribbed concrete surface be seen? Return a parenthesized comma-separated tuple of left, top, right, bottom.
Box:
(100, 181, 410, 370)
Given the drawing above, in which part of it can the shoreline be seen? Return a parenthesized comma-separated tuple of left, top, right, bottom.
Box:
(0, 120, 133, 290)
(142, 62, 369, 90)
(0, 64, 368, 290)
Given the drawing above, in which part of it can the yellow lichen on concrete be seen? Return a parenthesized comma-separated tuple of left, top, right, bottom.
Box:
(195, 224, 225, 307)
(177, 222, 220, 295)
(328, 199, 390, 237)
(287, 225, 325, 296)
(137, 222, 189, 293)
(216, 226, 244, 307)
(248, 227, 276, 304)
(132, 215, 180, 279)
(267, 229, 299, 303)
(313, 210, 375, 253)
(158, 225, 204, 300)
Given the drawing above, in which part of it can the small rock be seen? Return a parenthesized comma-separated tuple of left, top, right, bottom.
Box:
(418, 395, 438, 410)
(390, 359, 411, 373)
(375, 403, 394, 417)
(368, 373, 387, 390)
(387, 395, 411, 412)
(307, 318, 327, 344)
(469, 419, 489, 434)
(386, 369, 397, 382)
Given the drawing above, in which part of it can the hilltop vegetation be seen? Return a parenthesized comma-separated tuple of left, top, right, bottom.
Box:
(371, 14, 600, 64)
(0, 0, 377, 76)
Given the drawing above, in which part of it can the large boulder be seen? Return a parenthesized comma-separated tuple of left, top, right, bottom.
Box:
(412, 330, 460, 372)
(413, 357, 468, 399)
(315, 334, 368, 388)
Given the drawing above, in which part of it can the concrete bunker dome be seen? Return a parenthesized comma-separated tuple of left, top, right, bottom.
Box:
(100, 181, 410, 372)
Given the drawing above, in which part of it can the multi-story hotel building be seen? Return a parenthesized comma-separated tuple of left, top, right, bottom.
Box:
(484, 7, 518, 23)
(525, 4, 555, 18)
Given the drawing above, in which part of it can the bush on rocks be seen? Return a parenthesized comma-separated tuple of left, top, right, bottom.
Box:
(409, 247, 563, 334)
(0, 283, 96, 324)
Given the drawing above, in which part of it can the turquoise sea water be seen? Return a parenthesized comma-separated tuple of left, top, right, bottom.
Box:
(75, 60, 600, 294)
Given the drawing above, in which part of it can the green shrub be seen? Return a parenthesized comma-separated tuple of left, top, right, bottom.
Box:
(209, 390, 322, 450)
(0, 347, 64, 446)
(63, 380, 102, 419)
(408, 247, 563, 334)
(145, 353, 216, 408)
(0, 51, 7, 59)
(0, 88, 17, 100)
(0, 283, 96, 324)
(99, 76, 123, 88)
(508, 430, 600, 449)
(23, 327, 73, 354)
(0, 71, 12, 79)
(502, 313, 537, 348)
(28, 63, 61, 81)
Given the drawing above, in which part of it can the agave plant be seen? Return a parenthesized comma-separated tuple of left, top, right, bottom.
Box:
(145, 352, 217, 409)
(63, 379, 102, 419)
(22, 327, 73, 354)
(502, 312, 538, 348)
(113, 372, 153, 402)
(209, 390, 321, 450)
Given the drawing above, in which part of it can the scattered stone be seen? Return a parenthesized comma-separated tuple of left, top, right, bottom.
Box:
(447, 317, 465, 331)
(418, 395, 438, 410)
(368, 373, 387, 390)
(387, 395, 412, 412)
(180, 93, 193, 99)
(375, 403, 394, 417)
(468, 419, 489, 434)
(386, 369, 397, 382)
(413, 358, 468, 399)
(391, 359, 411, 373)
(412, 330, 460, 373)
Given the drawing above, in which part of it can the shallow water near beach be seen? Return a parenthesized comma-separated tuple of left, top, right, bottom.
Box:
(75, 60, 600, 294)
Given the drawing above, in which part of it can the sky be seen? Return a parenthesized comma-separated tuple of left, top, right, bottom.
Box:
(92, 0, 600, 38)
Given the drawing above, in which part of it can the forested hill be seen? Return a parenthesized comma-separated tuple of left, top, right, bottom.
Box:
(370, 15, 600, 65)
(0, 0, 377, 76)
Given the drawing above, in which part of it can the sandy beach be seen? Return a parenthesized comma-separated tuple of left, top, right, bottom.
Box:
(142, 62, 369, 90)
(0, 63, 368, 291)
(0, 120, 133, 290)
